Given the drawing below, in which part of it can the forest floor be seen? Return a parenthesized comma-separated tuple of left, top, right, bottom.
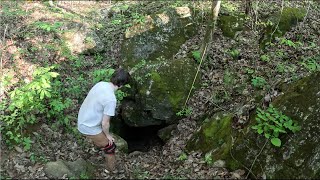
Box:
(1, 1, 319, 179)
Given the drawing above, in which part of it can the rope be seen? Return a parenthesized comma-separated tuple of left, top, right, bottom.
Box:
(184, 43, 208, 108)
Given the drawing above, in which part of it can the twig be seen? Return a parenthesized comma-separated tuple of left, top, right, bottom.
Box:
(199, 94, 227, 112)
(245, 139, 268, 179)
(229, 136, 257, 179)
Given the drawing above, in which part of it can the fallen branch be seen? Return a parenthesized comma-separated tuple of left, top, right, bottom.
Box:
(245, 139, 268, 179)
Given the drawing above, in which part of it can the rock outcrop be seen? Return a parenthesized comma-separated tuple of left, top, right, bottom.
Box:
(186, 72, 320, 179)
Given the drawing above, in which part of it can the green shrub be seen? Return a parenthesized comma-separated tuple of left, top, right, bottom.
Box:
(251, 105, 301, 147)
(1, 66, 71, 147)
(192, 50, 201, 63)
(251, 76, 267, 89)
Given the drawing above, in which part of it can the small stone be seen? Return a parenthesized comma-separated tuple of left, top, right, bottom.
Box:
(231, 172, 241, 179)
(212, 160, 226, 168)
(14, 146, 23, 153)
(234, 169, 245, 176)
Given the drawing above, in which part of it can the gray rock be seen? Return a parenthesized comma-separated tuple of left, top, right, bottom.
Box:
(64, 158, 89, 177)
(186, 72, 320, 179)
(112, 133, 129, 153)
(45, 158, 94, 179)
(212, 160, 226, 168)
(44, 160, 75, 178)
(60, 22, 104, 54)
(119, 7, 202, 127)
(157, 124, 177, 142)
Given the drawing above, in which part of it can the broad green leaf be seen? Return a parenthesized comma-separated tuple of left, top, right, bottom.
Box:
(271, 138, 281, 147)
(257, 114, 267, 121)
(257, 129, 263, 134)
(40, 90, 45, 99)
(44, 91, 51, 98)
(264, 133, 271, 139)
(49, 72, 59, 77)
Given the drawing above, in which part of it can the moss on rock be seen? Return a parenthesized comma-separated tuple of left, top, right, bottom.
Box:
(119, 7, 201, 126)
(186, 112, 234, 160)
(186, 73, 320, 179)
(218, 14, 246, 38)
(260, 7, 306, 49)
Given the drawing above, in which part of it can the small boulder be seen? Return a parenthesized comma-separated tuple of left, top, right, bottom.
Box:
(44, 158, 93, 179)
(157, 124, 177, 142)
(60, 22, 104, 54)
(112, 133, 129, 154)
(44, 160, 74, 178)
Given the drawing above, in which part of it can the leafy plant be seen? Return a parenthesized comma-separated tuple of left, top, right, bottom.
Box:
(92, 68, 115, 84)
(260, 54, 270, 62)
(251, 76, 267, 89)
(1, 66, 71, 147)
(33, 21, 63, 33)
(204, 152, 213, 165)
(229, 49, 240, 60)
(132, 12, 145, 24)
(245, 68, 255, 74)
(176, 107, 193, 117)
(22, 137, 32, 151)
(115, 90, 128, 102)
(280, 38, 297, 48)
(301, 58, 320, 72)
(177, 152, 188, 161)
(251, 105, 301, 147)
(276, 63, 297, 74)
(192, 50, 201, 63)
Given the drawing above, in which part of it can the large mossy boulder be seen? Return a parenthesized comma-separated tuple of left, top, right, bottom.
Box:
(186, 72, 320, 179)
(218, 14, 246, 39)
(120, 7, 200, 126)
(260, 7, 306, 48)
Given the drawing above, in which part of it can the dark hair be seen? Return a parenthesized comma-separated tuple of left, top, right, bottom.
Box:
(110, 68, 130, 87)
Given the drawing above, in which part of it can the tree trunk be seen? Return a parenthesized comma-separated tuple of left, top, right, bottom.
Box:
(245, 0, 253, 15)
(199, 0, 221, 56)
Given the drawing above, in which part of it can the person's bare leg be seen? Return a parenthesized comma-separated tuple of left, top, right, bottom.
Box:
(86, 132, 116, 171)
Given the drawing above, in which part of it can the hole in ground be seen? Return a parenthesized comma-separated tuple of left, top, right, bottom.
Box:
(121, 124, 166, 153)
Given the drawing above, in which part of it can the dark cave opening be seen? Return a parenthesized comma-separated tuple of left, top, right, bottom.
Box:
(121, 123, 166, 153)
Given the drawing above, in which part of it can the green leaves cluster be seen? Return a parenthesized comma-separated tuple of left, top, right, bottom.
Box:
(177, 152, 188, 161)
(1, 66, 72, 148)
(192, 50, 201, 63)
(252, 105, 301, 147)
(204, 152, 213, 165)
(92, 68, 115, 84)
(251, 76, 267, 89)
(229, 49, 240, 60)
(33, 21, 63, 33)
(301, 57, 320, 72)
(176, 107, 193, 117)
